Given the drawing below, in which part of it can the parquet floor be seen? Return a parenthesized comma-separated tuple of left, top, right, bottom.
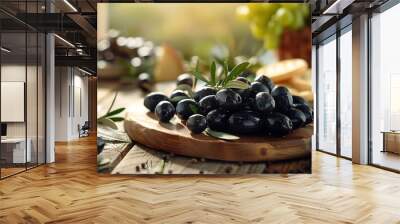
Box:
(1, 135, 400, 224)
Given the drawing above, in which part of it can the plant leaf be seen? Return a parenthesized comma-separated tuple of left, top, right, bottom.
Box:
(210, 61, 216, 86)
(98, 117, 118, 129)
(193, 59, 209, 84)
(105, 107, 125, 118)
(109, 117, 125, 122)
(217, 65, 225, 83)
(223, 61, 229, 80)
(227, 62, 250, 82)
(225, 80, 250, 90)
(205, 128, 240, 141)
(193, 70, 209, 84)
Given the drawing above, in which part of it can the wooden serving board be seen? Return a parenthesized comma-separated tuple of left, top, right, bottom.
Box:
(124, 106, 313, 162)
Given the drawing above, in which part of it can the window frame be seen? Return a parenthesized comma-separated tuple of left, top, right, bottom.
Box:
(314, 19, 353, 160)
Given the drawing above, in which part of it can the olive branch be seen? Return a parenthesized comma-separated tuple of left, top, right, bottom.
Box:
(192, 60, 250, 90)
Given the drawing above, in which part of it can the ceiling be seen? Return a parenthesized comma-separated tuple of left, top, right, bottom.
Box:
(1, 0, 391, 73)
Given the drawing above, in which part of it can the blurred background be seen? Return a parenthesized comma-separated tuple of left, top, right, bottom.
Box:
(108, 4, 259, 61)
(97, 3, 311, 100)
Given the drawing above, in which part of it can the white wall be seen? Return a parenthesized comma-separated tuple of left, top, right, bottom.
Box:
(1, 65, 26, 147)
(55, 67, 89, 141)
(1, 65, 29, 138)
(55, 66, 69, 141)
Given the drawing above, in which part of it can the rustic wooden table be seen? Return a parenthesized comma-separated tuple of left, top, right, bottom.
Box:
(97, 81, 311, 174)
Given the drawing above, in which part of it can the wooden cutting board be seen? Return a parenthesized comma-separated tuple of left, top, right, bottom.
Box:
(124, 106, 313, 162)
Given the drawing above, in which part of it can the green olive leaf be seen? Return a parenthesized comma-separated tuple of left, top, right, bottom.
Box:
(105, 107, 125, 118)
(109, 117, 125, 122)
(205, 128, 240, 141)
(225, 80, 250, 90)
(210, 61, 216, 86)
(226, 62, 250, 82)
(193, 70, 209, 85)
(193, 59, 209, 84)
(98, 117, 118, 129)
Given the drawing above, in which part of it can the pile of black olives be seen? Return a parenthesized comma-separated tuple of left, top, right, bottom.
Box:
(144, 73, 313, 137)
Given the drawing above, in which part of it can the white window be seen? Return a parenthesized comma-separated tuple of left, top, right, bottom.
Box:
(371, 3, 400, 170)
(339, 28, 352, 158)
(317, 36, 337, 154)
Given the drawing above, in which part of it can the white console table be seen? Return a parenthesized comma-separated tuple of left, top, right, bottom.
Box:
(1, 138, 32, 163)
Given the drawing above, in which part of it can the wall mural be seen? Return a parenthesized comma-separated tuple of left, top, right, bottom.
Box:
(97, 3, 313, 175)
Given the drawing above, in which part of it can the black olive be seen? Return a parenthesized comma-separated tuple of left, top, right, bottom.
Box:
(243, 97, 256, 110)
(144, 92, 169, 112)
(186, 114, 207, 134)
(271, 86, 293, 113)
(255, 75, 274, 92)
(264, 113, 293, 137)
(169, 90, 190, 106)
(294, 103, 313, 124)
(176, 73, 193, 87)
(272, 86, 290, 95)
(154, 101, 175, 122)
(227, 111, 262, 135)
(255, 92, 275, 113)
(199, 95, 218, 115)
(232, 77, 251, 101)
(250, 81, 270, 96)
(292, 95, 306, 105)
(138, 73, 152, 92)
(285, 108, 306, 129)
(176, 99, 199, 120)
(193, 87, 217, 102)
(232, 88, 251, 102)
(235, 77, 251, 85)
(215, 89, 242, 111)
(206, 109, 230, 131)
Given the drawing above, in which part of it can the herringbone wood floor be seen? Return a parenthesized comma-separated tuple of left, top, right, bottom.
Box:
(1, 135, 400, 224)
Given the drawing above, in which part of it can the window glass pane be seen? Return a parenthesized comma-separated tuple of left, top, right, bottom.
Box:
(317, 36, 337, 154)
(371, 4, 400, 171)
(1, 31, 28, 177)
(0, 0, 46, 179)
(339, 28, 352, 158)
